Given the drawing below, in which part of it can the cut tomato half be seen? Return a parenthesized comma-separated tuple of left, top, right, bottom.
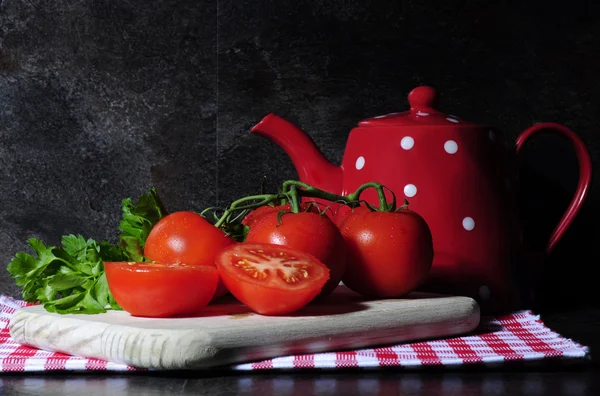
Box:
(215, 243, 330, 315)
(105, 261, 219, 318)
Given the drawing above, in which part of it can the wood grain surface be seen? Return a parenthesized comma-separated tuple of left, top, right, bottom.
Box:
(9, 287, 480, 370)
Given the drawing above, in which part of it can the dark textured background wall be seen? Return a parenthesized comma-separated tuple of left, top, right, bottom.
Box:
(1, 0, 599, 310)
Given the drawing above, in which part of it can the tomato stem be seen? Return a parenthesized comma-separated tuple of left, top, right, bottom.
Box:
(281, 180, 347, 205)
(213, 180, 398, 232)
(214, 194, 283, 229)
(395, 198, 410, 211)
(282, 180, 396, 212)
(288, 185, 301, 213)
(345, 182, 397, 212)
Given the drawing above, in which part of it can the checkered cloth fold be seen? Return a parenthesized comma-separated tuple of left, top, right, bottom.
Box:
(0, 295, 590, 372)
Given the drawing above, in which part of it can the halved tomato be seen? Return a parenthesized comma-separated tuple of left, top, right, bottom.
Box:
(244, 211, 346, 297)
(105, 261, 219, 318)
(215, 243, 330, 316)
(143, 211, 235, 300)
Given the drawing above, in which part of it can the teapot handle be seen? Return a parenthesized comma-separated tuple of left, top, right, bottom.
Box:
(515, 122, 592, 254)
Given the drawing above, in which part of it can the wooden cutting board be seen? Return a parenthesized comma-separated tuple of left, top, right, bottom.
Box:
(9, 287, 480, 370)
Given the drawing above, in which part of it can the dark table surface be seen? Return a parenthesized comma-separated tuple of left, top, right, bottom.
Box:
(1, 308, 598, 396)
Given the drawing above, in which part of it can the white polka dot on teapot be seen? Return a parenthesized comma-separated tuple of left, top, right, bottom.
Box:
(462, 217, 475, 231)
(403, 184, 417, 197)
(400, 136, 414, 150)
(355, 156, 365, 170)
(444, 140, 458, 154)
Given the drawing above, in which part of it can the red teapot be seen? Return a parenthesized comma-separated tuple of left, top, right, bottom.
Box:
(250, 86, 592, 313)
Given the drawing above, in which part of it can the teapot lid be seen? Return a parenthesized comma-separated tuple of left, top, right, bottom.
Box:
(358, 86, 476, 127)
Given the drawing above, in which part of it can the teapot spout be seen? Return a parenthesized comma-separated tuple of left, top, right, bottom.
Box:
(251, 113, 343, 195)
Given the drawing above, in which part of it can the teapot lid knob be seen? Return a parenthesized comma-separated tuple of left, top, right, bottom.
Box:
(408, 86, 438, 111)
(358, 85, 476, 126)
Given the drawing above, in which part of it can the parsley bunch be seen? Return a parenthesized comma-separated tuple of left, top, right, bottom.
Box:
(6, 188, 166, 314)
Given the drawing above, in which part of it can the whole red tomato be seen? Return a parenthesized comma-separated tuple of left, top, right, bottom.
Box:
(333, 205, 370, 228)
(244, 209, 346, 297)
(144, 211, 235, 299)
(338, 207, 434, 298)
(242, 202, 320, 228)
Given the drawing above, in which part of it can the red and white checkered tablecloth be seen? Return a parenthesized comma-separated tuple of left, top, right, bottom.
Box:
(0, 295, 590, 372)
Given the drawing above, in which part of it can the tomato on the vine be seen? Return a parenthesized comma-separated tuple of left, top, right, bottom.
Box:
(244, 209, 346, 297)
(105, 261, 219, 318)
(144, 211, 235, 299)
(338, 206, 434, 298)
(215, 243, 330, 315)
(241, 202, 320, 228)
(333, 205, 371, 228)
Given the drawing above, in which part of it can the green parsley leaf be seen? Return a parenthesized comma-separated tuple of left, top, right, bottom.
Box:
(6, 188, 165, 315)
(7, 235, 119, 314)
(118, 187, 167, 261)
(48, 273, 87, 291)
(61, 234, 89, 262)
(98, 241, 127, 262)
(44, 291, 86, 313)
(93, 272, 112, 308)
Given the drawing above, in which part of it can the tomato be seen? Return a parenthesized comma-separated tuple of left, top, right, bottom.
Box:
(244, 210, 346, 297)
(338, 208, 434, 298)
(242, 202, 321, 228)
(105, 261, 219, 317)
(333, 205, 371, 228)
(215, 243, 330, 315)
(144, 211, 235, 299)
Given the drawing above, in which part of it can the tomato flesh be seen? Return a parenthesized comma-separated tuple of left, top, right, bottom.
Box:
(339, 208, 434, 298)
(144, 211, 234, 299)
(105, 261, 219, 318)
(215, 243, 330, 315)
(244, 211, 346, 297)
